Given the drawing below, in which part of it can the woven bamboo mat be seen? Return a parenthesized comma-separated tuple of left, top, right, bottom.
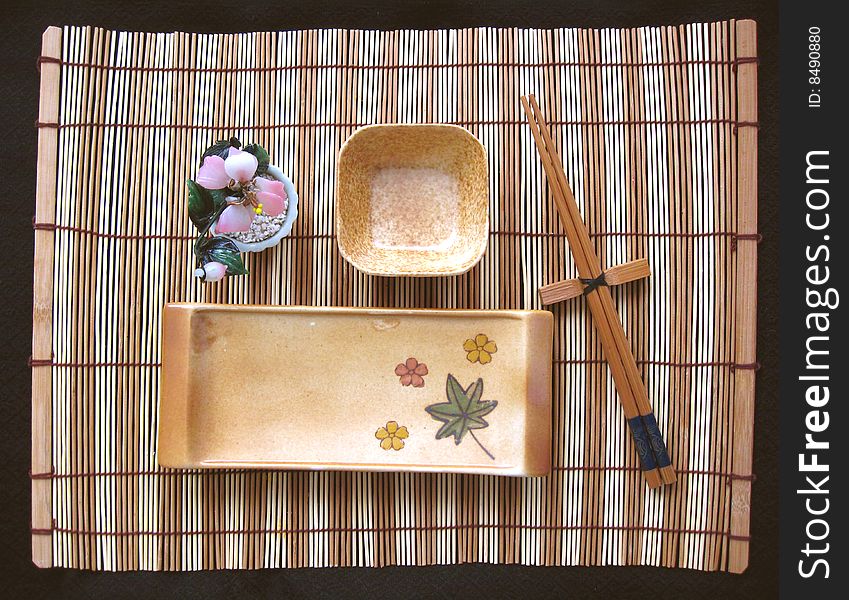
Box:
(31, 21, 758, 571)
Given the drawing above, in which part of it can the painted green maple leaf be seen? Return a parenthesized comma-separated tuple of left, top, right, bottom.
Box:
(425, 374, 498, 460)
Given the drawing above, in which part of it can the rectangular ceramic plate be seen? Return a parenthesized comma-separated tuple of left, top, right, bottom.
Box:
(159, 304, 552, 476)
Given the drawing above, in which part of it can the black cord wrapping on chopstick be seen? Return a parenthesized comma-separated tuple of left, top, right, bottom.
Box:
(579, 271, 608, 296)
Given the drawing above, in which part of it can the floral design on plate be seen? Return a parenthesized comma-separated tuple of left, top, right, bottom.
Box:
(424, 374, 497, 460)
(463, 333, 498, 364)
(375, 421, 409, 451)
(394, 357, 429, 387)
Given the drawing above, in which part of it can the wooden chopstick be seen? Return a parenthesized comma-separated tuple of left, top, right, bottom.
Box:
(520, 96, 662, 488)
(527, 96, 676, 486)
(521, 95, 676, 488)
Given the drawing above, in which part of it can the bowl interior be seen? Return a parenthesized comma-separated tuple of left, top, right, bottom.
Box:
(337, 125, 488, 276)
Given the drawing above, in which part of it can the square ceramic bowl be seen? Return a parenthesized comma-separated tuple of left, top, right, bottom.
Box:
(336, 124, 489, 277)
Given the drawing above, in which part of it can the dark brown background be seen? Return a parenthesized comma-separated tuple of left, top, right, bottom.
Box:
(1, 0, 779, 597)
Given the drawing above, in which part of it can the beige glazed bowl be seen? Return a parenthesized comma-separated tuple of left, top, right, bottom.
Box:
(336, 124, 489, 277)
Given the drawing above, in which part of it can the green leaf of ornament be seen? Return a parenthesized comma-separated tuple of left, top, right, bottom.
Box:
(187, 180, 214, 231)
(243, 143, 270, 175)
(425, 374, 497, 456)
(208, 188, 232, 210)
(200, 137, 241, 166)
(198, 236, 249, 276)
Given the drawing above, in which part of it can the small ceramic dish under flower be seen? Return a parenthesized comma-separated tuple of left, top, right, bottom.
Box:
(187, 137, 299, 282)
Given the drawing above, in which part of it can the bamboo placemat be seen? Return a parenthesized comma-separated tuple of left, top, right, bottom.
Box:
(31, 21, 758, 571)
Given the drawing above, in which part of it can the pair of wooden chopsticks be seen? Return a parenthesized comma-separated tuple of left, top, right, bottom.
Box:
(521, 95, 676, 488)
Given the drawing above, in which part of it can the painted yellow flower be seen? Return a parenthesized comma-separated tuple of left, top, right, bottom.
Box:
(464, 334, 498, 364)
(375, 421, 409, 451)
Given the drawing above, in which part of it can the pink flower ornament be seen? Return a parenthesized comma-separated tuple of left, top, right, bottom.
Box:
(223, 147, 258, 183)
(216, 204, 255, 233)
(195, 156, 230, 190)
(395, 358, 429, 387)
(194, 261, 227, 282)
(194, 147, 259, 190)
(255, 177, 288, 216)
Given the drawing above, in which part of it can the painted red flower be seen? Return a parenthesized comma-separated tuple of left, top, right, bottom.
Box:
(395, 357, 429, 387)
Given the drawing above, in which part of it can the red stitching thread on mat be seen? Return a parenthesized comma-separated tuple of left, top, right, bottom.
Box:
(31, 222, 757, 243)
(36, 56, 759, 73)
(730, 362, 761, 372)
(285, 233, 336, 239)
(733, 121, 759, 133)
(29, 360, 162, 368)
(28, 468, 55, 480)
(30, 467, 754, 480)
(728, 473, 757, 482)
(554, 358, 607, 364)
(32, 217, 56, 231)
(31, 519, 57, 535)
(27, 353, 54, 367)
(554, 358, 758, 369)
(29, 519, 56, 535)
(31, 528, 54, 536)
(731, 232, 762, 251)
(732, 56, 760, 72)
(590, 231, 739, 239)
(29, 469, 258, 479)
(34, 118, 751, 130)
(36, 55, 62, 72)
(28, 358, 755, 370)
(32, 221, 194, 240)
(734, 233, 763, 242)
(36, 523, 750, 540)
(555, 466, 757, 486)
(494, 230, 747, 240)
(555, 466, 747, 478)
(32, 221, 329, 241)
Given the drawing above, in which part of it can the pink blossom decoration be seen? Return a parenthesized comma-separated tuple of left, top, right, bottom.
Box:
(255, 176, 288, 216)
(224, 147, 259, 183)
(395, 358, 429, 387)
(195, 156, 230, 190)
(216, 204, 255, 233)
(199, 261, 227, 282)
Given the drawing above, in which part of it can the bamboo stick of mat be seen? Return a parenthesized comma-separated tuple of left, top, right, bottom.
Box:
(31, 25, 62, 568)
(729, 19, 759, 573)
(521, 94, 676, 488)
